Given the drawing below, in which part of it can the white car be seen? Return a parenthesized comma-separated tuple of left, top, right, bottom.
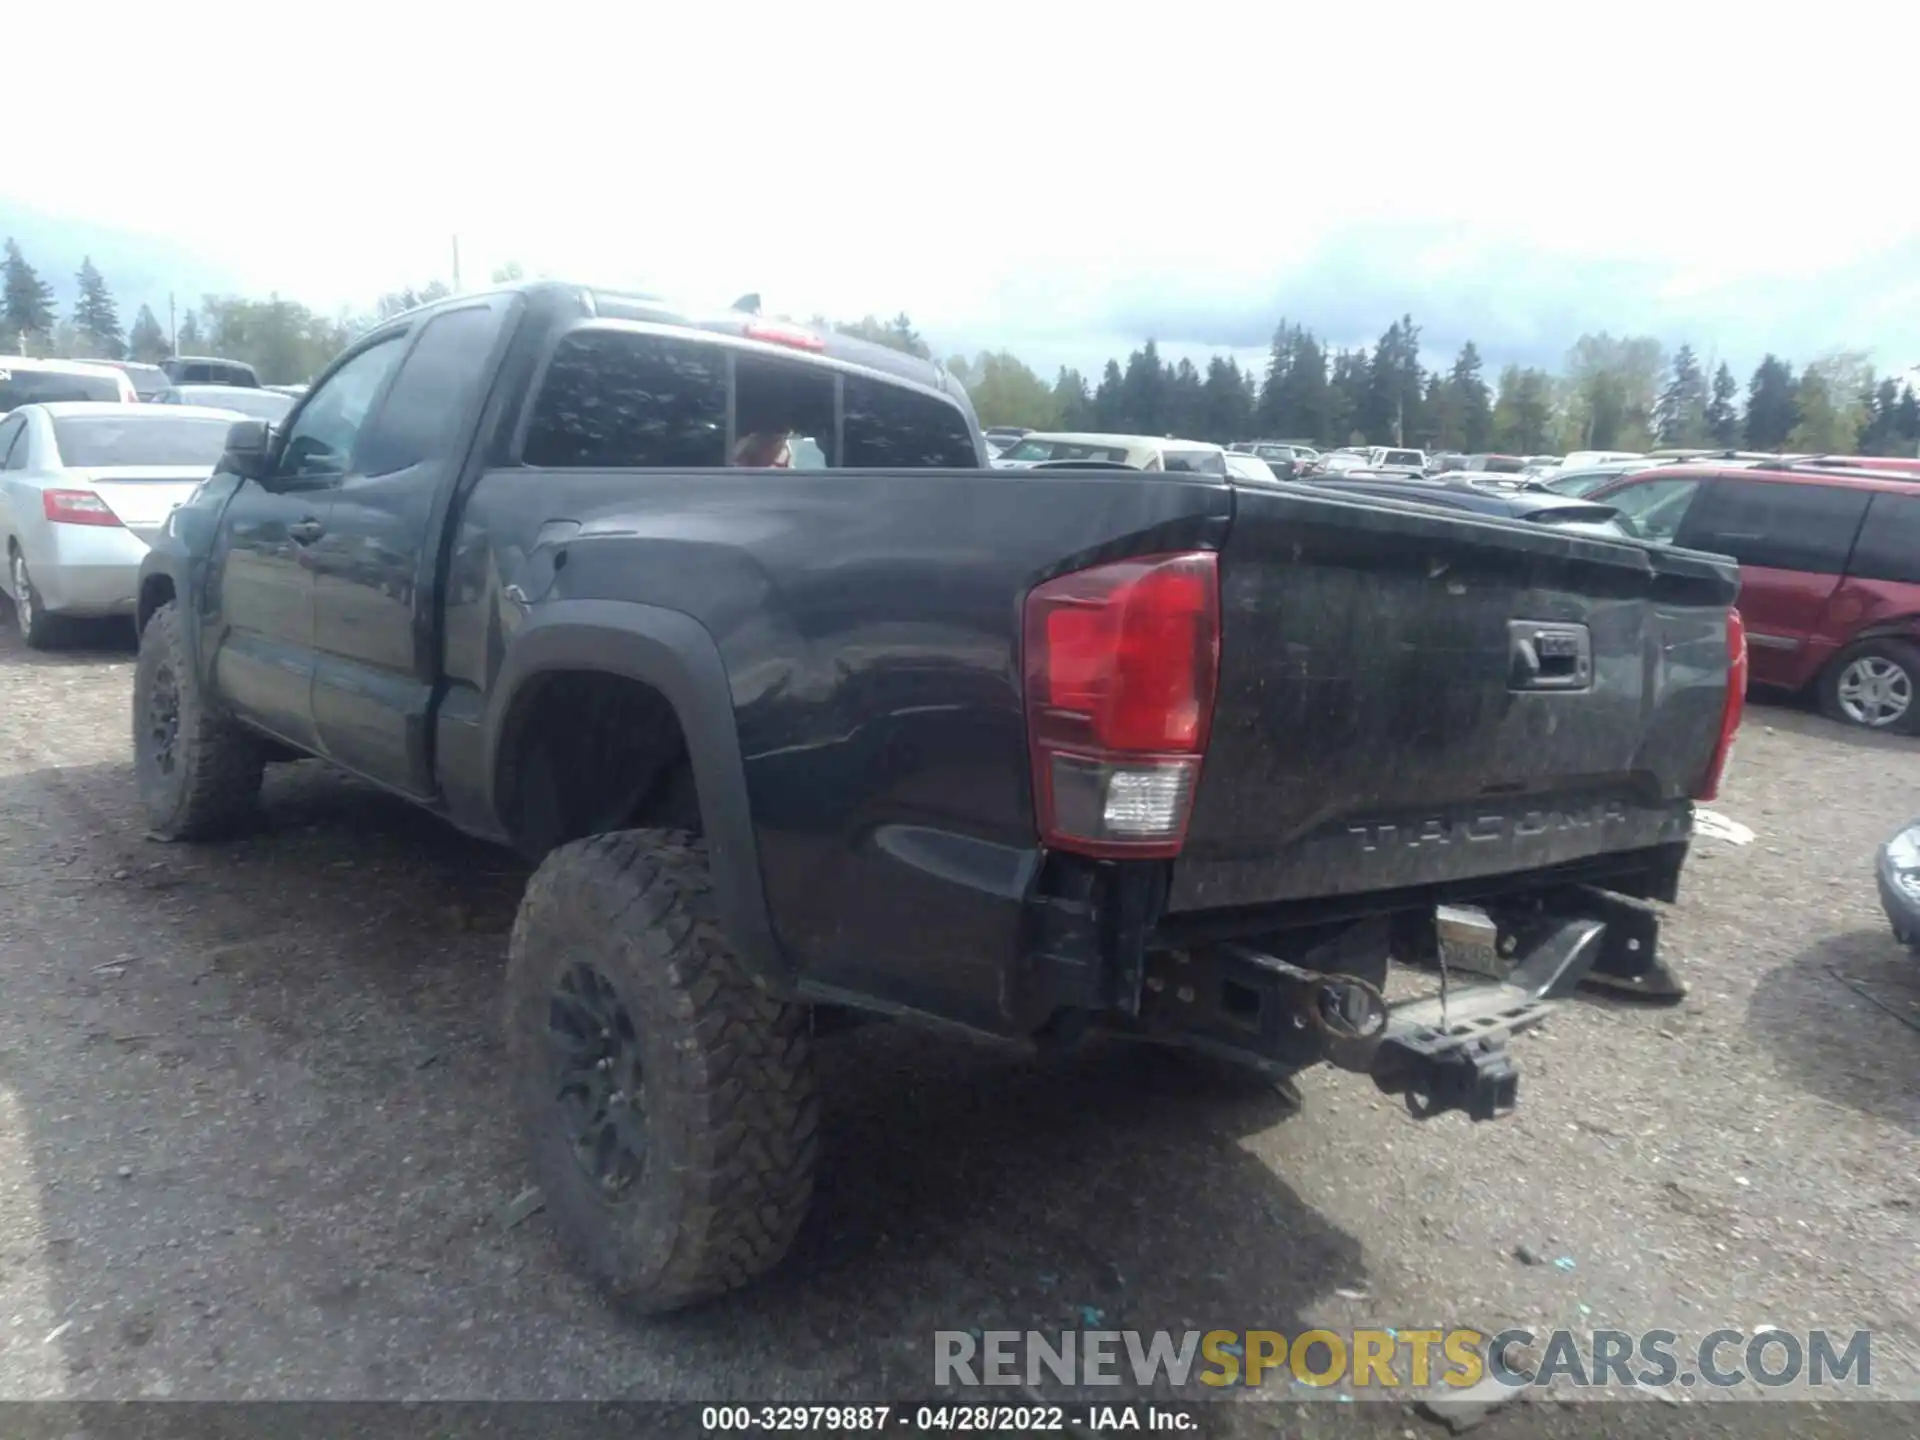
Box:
(0, 402, 240, 647)
(0, 356, 137, 411)
(1365, 446, 1428, 477)
(993, 431, 1227, 474)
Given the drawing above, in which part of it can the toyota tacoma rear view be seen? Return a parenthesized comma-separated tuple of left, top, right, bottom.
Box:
(130, 281, 1748, 1311)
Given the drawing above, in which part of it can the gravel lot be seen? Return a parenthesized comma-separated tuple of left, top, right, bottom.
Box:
(0, 614, 1914, 1436)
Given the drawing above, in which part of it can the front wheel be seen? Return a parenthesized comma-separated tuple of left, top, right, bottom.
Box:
(133, 601, 268, 838)
(1821, 639, 1920, 735)
(505, 829, 818, 1313)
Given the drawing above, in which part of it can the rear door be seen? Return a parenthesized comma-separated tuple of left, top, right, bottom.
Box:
(307, 298, 512, 796)
(1673, 476, 1871, 690)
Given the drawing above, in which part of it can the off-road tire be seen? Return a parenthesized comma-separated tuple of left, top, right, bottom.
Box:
(133, 601, 268, 839)
(10, 549, 66, 650)
(1819, 637, 1920, 736)
(506, 829, 818, 1313)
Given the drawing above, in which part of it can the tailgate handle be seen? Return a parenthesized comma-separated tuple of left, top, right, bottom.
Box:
(1509, 621, 1592, 692)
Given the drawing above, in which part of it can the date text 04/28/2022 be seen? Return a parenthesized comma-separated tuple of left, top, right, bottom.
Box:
(700, 1405, 1194, 1432)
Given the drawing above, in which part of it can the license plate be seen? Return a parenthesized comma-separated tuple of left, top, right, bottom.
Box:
(1435, 903, 1503, 978)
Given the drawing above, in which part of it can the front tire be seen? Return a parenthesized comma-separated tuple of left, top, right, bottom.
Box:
(506, 829, 818, 1313)
(1821, 639, 1920, 735)
(133, 601, 268, 839)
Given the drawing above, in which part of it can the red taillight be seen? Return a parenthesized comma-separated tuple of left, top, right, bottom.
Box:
(744, 320, 826, 353)
(1695, 607, 1747, 802)
(43, 489, 123, 528)
(1023, 551, 1221, 858)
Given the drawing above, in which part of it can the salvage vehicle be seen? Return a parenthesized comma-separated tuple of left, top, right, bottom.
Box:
(131, 281, 1748, 1313)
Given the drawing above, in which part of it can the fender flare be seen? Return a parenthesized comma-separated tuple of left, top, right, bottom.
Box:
(135, 544, 204, 680)
(483, 599, 785, 985)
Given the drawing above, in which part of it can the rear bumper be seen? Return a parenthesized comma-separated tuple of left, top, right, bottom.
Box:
(31, 525, 148, 615)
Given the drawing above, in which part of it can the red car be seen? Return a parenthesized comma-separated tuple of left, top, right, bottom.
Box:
(1589, 461, 1920, 732)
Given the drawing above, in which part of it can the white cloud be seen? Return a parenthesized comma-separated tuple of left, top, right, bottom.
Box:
(5, 1, 1918, 376)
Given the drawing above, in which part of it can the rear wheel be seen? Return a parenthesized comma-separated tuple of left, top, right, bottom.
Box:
(10, 549, 65, 650)
(1821, 639, 1920, 735)
(506, 829, 818, 1313)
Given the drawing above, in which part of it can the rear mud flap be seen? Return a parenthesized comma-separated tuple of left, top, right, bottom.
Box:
(1131, 914, 1612, 1122)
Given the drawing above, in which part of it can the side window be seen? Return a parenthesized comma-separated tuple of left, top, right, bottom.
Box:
(274, 337, 405, 481)
(843, 376, 979, 467)
(1606, 477, 1701, 544)
(182, 363, 210, 383)
(355, 306, 505, 477)
(524, 330, 727, 468)
(1676, 478, 1870, 573)
(0, 415, 26, 469)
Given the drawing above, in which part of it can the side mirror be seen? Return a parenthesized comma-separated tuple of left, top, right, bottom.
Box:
(220, 419, 274, 483)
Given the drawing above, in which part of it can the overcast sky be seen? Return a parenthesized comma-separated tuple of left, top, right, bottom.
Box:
(5, 2, 1918, 384)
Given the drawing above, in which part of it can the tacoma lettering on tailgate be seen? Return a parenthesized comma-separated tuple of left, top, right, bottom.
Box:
(1347, 800, 1630, 853)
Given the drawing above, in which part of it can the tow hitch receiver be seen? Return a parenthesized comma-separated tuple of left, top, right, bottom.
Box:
(1177, 915, 1609, 1123)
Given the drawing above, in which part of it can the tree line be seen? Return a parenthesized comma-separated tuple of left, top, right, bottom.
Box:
(933, 319, 1920, 460)
(6, 235, 1914, 458)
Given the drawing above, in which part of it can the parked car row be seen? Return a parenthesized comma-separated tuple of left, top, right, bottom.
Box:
(0, 353, 280, 416)
(0, 354, 307, 650)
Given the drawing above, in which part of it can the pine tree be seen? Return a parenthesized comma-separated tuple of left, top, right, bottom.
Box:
(128, 304, 169, 363)
(1704, 363, 1740, 447)
(1491, 366, 1555, 453)
(1361, 316, 1422, 444)
(1450, 342, 1492, 451)
(2, 238, 57, 346)
(1051, 367, 1093, 431)
(71, 257, 125, 359)
(1743, 355, 1798, 449)
(1255, 322, 1294, 437)
(1201, 356, 1252, 443)
(177, 309, 203, 352)
(1894, 385, 1920, 454)
(1119, 340, 1166, 434)
(1091, 359, 1125, 431)
(1327, 349, 1370, 446)
(1653, 344, 1709, 447)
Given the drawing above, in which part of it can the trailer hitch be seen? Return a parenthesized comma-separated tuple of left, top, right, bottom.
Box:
(1210, 914, 1606, 1122)
(1375, 1031, 1521, 1122)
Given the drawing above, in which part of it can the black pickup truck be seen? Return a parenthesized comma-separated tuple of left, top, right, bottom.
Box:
(132, 281, 1747, 1313)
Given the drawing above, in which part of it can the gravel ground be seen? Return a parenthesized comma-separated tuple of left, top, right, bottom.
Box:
(0, 615, 1914, 1437)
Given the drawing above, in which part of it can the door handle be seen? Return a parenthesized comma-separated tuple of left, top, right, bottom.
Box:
(288, 517, 325, 545)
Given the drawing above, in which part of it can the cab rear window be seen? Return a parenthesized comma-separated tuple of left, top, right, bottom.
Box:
(1163, 449, 1227, 475)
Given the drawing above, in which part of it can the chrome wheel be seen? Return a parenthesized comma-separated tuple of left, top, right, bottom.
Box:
(11, 553, 32, 636)
(1837, 655, 1913, 728)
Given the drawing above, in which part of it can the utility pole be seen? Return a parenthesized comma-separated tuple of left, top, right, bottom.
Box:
(451, 235, 462, 293)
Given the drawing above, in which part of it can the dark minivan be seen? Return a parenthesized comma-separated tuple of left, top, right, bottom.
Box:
(1590, 462, 1920, 732)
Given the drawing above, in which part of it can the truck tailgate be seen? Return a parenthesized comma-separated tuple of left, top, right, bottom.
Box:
(1167, 485, 1741, 913)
